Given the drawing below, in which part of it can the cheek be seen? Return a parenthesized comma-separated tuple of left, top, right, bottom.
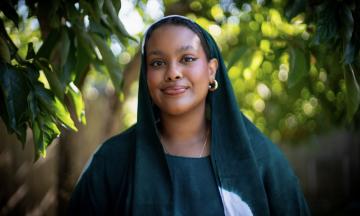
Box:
(146, 71, 161, 95)
(189, 63, 210, 84)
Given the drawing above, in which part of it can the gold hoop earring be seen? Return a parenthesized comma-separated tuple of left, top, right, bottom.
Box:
(208, 80, 218, 91)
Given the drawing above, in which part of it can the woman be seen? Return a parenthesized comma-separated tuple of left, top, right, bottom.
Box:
(68, 15, 310, 215)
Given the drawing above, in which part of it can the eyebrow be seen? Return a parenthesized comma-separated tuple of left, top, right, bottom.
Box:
(177, 45, 196, 53)
(147, 45, 197, 57)
(147, 50, 164, 57)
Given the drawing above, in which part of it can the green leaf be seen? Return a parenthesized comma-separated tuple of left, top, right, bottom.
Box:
(91, 33, 123, 92)
(34, 85, 77, 131)
(24, 62, 40, 84)
(103, 0, 137, 42)
(26, 42, 36, 60)
(340, 5, 355, 64)
(288, 45, 309, 88)
(79, 0, 100, 21)
(74, 37, 91, 85)
(0, 20, 18, 57)
(37, 0, 61, 29)
(0, 62, 29, 144)
(0, 1, 19, 27)
(35, 58, 65, 100)
(27, 91, 39, 122)
(112, 0, 121, 13)
(54, 27, 71, 69)
(46, 27, 71, 73)
(61, 31, 76, 84)
(32, 113, 60, 159)
(340, 4, 354, 45)
(65, 1, 80, 21)
(37, 30, 61, 59)
(89, 18, 110, 36)
(344, 64, 360, 122)
(0, 36, 10, 63)
(73, 26, 96, 58)
(93, 0, 104, 20)
(313, 2, 338, 45)
(66, 82, 86, 124)
(28, 87, 61, 159)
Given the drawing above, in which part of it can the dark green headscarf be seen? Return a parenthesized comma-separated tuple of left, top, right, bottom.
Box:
(68, 15, 310, 215)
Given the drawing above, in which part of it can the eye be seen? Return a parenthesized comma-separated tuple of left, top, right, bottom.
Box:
(182, 56, 197, 63)
(149, 60, 165, 67)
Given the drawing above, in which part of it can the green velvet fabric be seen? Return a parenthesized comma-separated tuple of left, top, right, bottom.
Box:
(68, 15, 310, 215)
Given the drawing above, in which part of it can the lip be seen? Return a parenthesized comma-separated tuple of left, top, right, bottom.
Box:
(161, 85, 188, 95)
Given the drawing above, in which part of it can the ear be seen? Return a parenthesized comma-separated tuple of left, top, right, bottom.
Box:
(208, 58, 218, 80)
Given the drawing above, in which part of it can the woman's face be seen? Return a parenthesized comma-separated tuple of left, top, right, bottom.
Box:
(146, 24, 218, 116)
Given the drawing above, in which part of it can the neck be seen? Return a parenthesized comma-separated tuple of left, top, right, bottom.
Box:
(159, 103, 209, 157)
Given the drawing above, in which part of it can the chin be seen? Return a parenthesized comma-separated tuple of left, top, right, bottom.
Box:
(160, 106, 190, 116)
(160, 101, 206, 117)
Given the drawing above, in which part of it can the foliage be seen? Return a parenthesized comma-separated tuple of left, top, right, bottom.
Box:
(1, 0, 359, 159)
(0, 0, 133, 159)
(285, 0, 360, 122)
(163, 0, 360, 142)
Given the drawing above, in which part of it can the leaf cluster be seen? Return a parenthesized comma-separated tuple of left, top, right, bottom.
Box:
(0, 0, 132, 159)
(286, 0, 360, 121)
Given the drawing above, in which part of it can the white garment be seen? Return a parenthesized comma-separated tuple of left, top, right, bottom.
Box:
(219, 188, 253, 216)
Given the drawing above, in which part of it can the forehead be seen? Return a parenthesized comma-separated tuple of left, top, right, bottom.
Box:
(145, 25, 202, 53)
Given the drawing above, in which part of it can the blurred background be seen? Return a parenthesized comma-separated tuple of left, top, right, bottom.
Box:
(1, 0, 360, 215)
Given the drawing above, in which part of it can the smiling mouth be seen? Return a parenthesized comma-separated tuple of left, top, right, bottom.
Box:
(161, 86, 188, 95)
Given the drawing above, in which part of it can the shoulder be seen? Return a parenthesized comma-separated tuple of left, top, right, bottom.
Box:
(241, 114, 310, 214)
(69, 125, 137, 215)
(242, 115, 285, 162)
(241, 114, 295, 177)
(78, 124, 137, 183)
(94, 124, 137, 160)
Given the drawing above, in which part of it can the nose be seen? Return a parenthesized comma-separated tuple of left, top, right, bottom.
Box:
(165, 62, 183, 81)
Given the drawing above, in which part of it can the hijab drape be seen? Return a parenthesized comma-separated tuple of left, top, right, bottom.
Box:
(133, 15, 309, 215)
(68, 15, 310, 216)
